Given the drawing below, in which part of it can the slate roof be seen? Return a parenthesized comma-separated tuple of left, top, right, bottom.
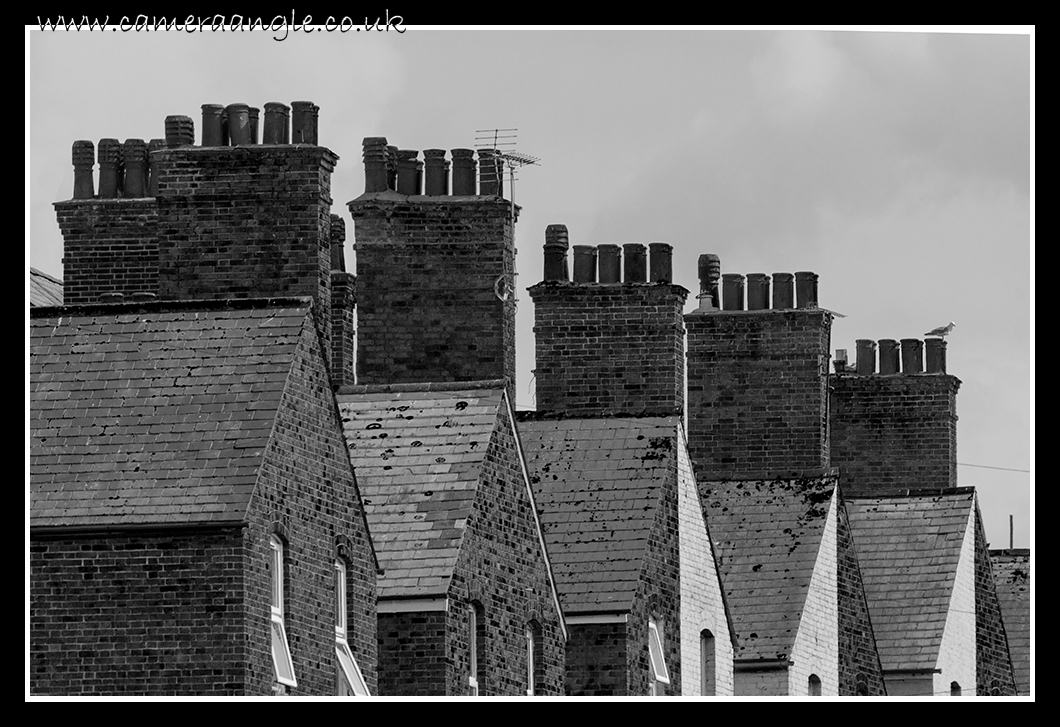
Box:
(30, 267, 63, 307)
(698, 476, 835, 662)
(845, 490, 974, 673)
(335, 382, 504, 600)
(990, 548, 1031, 694)
(30, 299, 311, 528)
(515, 415, 680, 614)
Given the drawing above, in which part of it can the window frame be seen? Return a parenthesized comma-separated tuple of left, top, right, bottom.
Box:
(335, 560, 369, 696)
(648, 617, 670, 695)
(270, 535, 297, 688)
(468, 604, 479, 696)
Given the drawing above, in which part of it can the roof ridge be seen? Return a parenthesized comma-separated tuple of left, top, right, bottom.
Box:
(337, 379, 506, 395)
(30, 295, 314, 318)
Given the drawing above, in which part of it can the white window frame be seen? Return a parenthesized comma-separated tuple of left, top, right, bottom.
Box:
(270, 536, 297, 688)
(526, 625, 535, 696)
(648, 617, 670, 695)
(468, 604, 479, 696)
(335, 560, 369, 696)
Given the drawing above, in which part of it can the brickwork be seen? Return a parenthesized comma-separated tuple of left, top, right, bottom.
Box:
(932, 505, 976, 696)
(830, 374, 960, 496)
(564, 623, 627, 695)
(974, 509, 1018, 695)
(54, 198, 158, 304)
(734, 667, 789, 696)
(835, 492, 887, 695)
(330, 271, 356, 388)
(241, 315, 377, 695)
(155, 145, 338, 364)
(441, 403, 565, 695)
(677, 432, 735, 695)
(529, 283, 688, 415)
(625, 466, 681, 696)
(685, 309, 832, 479)
(30, 527, 245, 695)
(376, 610, 448, 695)
(349, 196, 517, 404)
(788, 489, 839, 695)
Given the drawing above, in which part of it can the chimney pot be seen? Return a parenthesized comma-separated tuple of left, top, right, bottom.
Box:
(795, 271, 819, 308)
(362, 137, 389, 193)
(331, 214, 347, 272)
(396, 150, 421, 195)
(772, 272, 794, 309)
(147, 139, 164, 197)
(121, 138, 148, 198)
(201, 104, 226, 147)
(879, 339, 900, 375)
(543, 224, 570, 281)
(698, 254, 721, 310)
(834, 348, 848, 373)
(478, 149, 502, 196)
(97, 138, 121, 198)
(451, 148, 477, 196)
(71, 140, 95, 200)
(900, 338, 924, 375)
(598, 244, 621, 283)
(623, 243, 647, 283)
(262, 102, 290, 144)
(649, 242, 673, 284)
(573, 245, 598, 283)
(746, 273, 770, 310)
(423, 149, 449, 196)
(248, 107, 260, 144)
(164, 115, 194, 148)
(722, 273, 745, 310)
(290, 101, 319, 144)
(225, 104, 252, 145)
(855, 339, 877, 375)
(925, 338, 947, 373)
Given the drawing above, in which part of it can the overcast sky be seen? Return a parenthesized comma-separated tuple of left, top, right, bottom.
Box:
(27, 26, 1033, 549)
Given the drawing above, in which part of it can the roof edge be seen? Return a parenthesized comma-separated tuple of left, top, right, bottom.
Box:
(30, 295, 314, 319)
(337, 379, 506, 395)
(30, 520, 247, 538)
(845, 485, 977, 500)
(515, 407, 683, 422)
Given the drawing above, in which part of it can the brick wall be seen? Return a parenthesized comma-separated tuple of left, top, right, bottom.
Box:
(686, 309, 832, 479)
(787, 489, 839, 695)
(155, 145, 337, 364)
(349, 197, 517, 404)
(54, 198, 158, 304)
(529, 283, 687, 415)
(330, 271, 356, 388)
(30, 527, 245, 695)
(830, 374, 960, 496)
(242, 314, 377, 695)
(377, 610, 448, 695)
(835, 491, 887, 695)
(734, 667, 789, 696)
(974, 507, 1018, 695)
(438, 401, 565, 696)
(564, 622, 627, 695)
(625, 463, 681, 696)
(932, 505, 976, 696)
(677, 432, 735, 695)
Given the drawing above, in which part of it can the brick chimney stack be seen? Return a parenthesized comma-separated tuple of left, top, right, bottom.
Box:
(830, 336, 960, 495)
(685, 255, 832, 480)
(528, 227, 688, 416)
(348, 138, 518, 403)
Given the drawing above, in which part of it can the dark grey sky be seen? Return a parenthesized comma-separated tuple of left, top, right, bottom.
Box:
(28, 26, 1032, 549)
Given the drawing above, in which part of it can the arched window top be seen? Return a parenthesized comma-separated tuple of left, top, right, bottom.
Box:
(950, 681, 962, 697)
(700, 630, 716, 697)
(808, 673, 822, 696)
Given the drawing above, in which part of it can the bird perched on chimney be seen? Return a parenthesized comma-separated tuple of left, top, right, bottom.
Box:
(924, 321, 956, 337)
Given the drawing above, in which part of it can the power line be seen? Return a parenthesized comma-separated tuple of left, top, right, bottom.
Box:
(957, 462, 1030, 474)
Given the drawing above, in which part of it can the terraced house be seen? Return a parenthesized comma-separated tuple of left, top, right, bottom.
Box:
(29, 101, 1024, 697)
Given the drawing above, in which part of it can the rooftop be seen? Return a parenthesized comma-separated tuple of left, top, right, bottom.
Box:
(30, 298, 312, 528)
(30, 267, 63, 308)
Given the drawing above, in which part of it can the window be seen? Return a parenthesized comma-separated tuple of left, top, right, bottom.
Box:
(522, 624, 534, 696)
(648, 617, 670, 696)
(950, 681, 962, 697)
(808, 674, 821, 696)
(468, 604, 481, 696)
(270, 536, 297, 688)
(335, 560, 369, 696)
(700, 630, 715, 696)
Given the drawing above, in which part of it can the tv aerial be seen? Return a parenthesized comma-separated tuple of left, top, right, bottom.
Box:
(474, 128, 540, 209)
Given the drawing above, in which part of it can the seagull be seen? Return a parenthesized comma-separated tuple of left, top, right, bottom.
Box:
(924, 321, 956, 338)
